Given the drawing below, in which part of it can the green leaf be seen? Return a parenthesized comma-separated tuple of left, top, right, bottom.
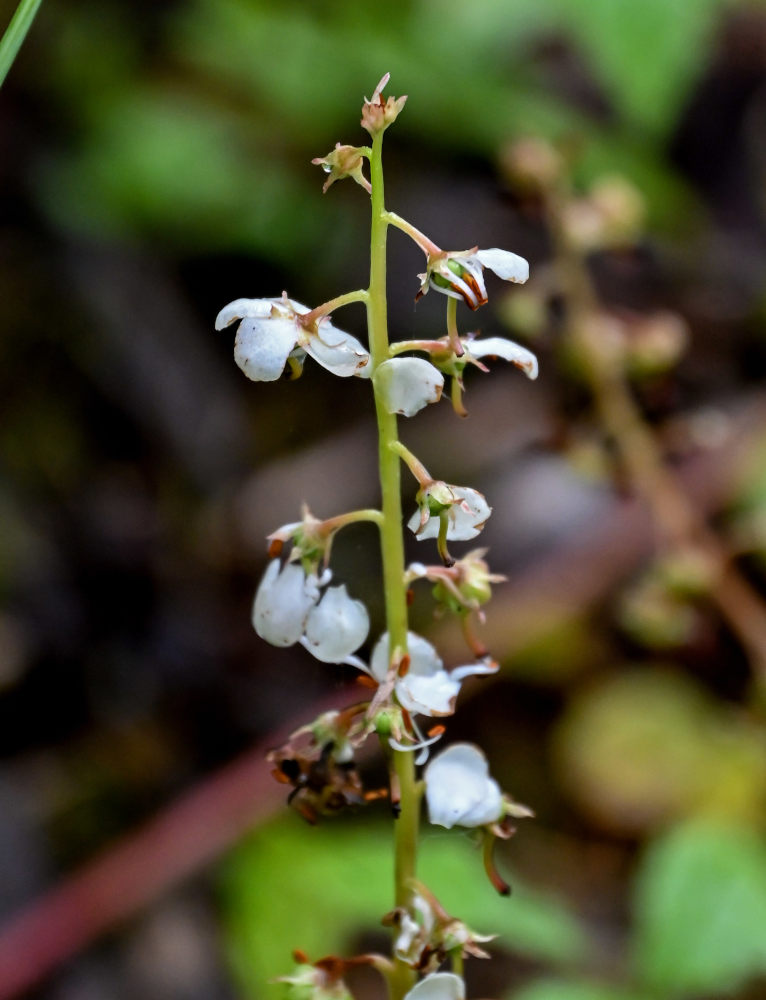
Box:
(559, 0, 723, 138)
(632, 820, 766, 995)
(510, 979, 650, 1000)
(219, 815, 589, 997)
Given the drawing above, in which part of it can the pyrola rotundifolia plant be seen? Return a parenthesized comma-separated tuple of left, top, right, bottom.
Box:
(217, 75, 536, 1000)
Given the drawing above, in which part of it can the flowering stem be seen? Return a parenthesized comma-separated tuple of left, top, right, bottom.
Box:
(320, 508, 384, 533)
(302, 288, 370, 325)
(389, 440, 432, 488)
(446, 298, 464, 357)
(367, 130, 418, 1000)
(383, 211, 442, 257)
(388, 339, 449, 357)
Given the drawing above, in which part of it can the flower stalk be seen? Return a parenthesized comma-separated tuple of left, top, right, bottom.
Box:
(220, 75, 536, 1000)
(367, 127, 419, 1000)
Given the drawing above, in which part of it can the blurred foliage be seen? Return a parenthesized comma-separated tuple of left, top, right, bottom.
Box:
(632, 821, 766, 995)
(220, 815, 588, 996)
(28, 0, 734, 259)
(553, 669, 766, 834)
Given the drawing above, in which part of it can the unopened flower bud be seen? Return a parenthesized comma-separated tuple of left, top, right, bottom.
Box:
(361, 73, 407, 135)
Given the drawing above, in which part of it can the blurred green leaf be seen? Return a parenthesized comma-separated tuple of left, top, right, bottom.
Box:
(560, 0, 723, 138)
(632, 820, 766, 995)
(510, 979, 650, 1000)
(552, 670, 766, 834)
(219, 815, 588, 996)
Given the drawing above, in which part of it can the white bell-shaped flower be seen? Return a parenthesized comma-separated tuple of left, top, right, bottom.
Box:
(408, 485, 491, 542)
(464, 335, 538, 380)
(370, 632, 494, 717)
(252, 559, 321, 647)
(374, 357, 444, 416)
(403, 973, 465, 1000)
(216, 296, 369, 381)
(419, 247, 529, 310)
(301, 584, 369, 664)
(425, 743, 504, 829)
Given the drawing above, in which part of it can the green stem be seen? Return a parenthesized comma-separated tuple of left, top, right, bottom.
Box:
(384, 211, 442, 257)
(368, 129, 418, 1000)
(320, 508, 384, 533)
(0, 0, 43, 87)
(446, 297, 464, 356)
(302, 288, 369, 325)
(388, 338, 449, 357)
(389, 439, 432, 488)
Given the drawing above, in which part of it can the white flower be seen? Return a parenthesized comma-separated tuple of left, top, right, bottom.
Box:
(462, 335, 538, 380)
(403, 973, 465, 1000)
(419, 247, 529, 310)
(301, 584, 369, 665)
(216, 296, 370, 381)
(425, 743, 504, 829)
(408, 484, 491, 542)
(374, 357, 444, 416)
(252, 559, 321, 647)
(370, 632, 495, 717)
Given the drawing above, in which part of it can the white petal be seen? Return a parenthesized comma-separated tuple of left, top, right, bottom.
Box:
(475, 248, 529, 284)
(215, 297, 273, 330)
(374, 358, 444, 416)
(466, 336, 538, 380)
(425, 743, 504, 829)
(409, 487, 491, 542)
(302, 584, 369, 663)
(234, 315, 298, 381)
(370, 631, 442, 683)
(403, 973, 465, 1000)
(451, 659, 499, 682)
(397, 669, 460, 716)
(305, 320, 371, 378)
(252, 560, 320, 647)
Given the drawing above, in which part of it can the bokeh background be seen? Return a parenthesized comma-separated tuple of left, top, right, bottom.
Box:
(3, 1, 766, 998)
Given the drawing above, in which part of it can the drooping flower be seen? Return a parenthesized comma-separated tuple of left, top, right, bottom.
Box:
(301, 584, 370, 666)
(252, 559, 322, 647)
(418, 247, 529, 310)
(374, 357, 444, 416)
(402, 972, 465, 1000)
(459, 335, 538, 379)
(408, 482, 491, 543)
(384, 883, 495, 971)
(425, 743, 504, 829)
(216, 295, 370, 381)
(253, 560, 368, 665)
(370, 632, 496, 717)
